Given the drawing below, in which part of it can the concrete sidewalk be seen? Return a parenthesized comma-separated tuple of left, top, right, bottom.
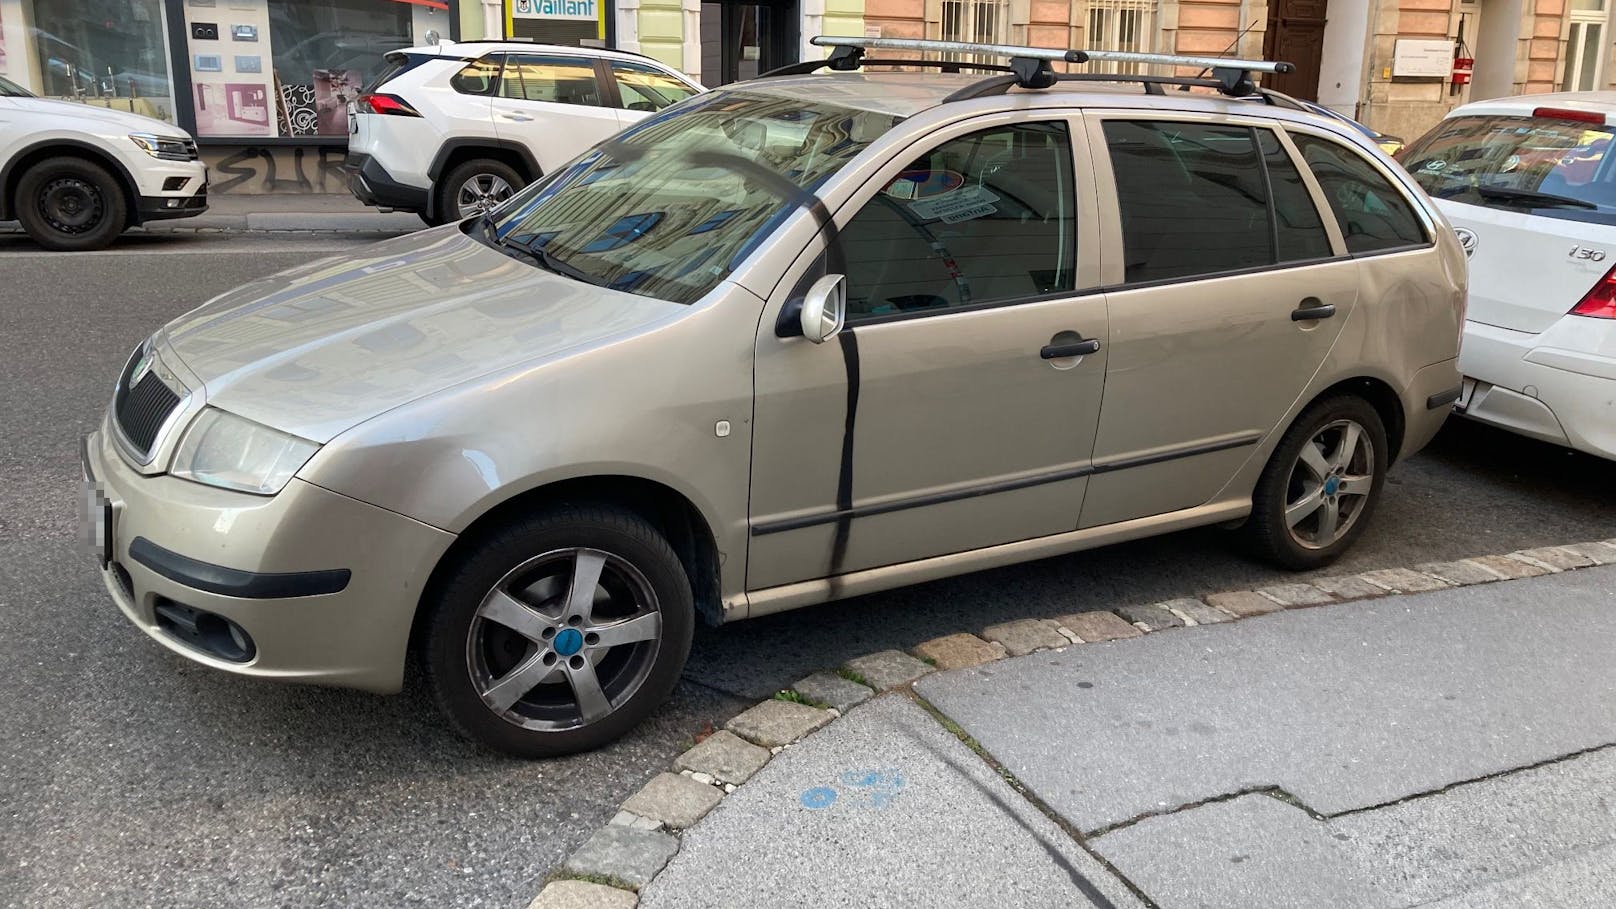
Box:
(632, 565, 1616, 909)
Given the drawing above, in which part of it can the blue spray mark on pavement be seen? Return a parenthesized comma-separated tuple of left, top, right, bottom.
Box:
(798, 769, 906, 811)
(799, 786, 838, 809)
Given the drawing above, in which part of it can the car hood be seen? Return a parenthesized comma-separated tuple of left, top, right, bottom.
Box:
(12, 97, 190, 136)
(158, 227, 686, 443)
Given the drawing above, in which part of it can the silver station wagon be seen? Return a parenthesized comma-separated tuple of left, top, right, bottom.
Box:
(82, 39, 1466, 756)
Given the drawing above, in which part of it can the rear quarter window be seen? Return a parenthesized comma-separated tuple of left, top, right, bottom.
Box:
(1293, 134, 1427, 254)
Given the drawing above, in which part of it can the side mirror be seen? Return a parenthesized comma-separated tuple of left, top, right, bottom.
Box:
(799, 274, 847, 344)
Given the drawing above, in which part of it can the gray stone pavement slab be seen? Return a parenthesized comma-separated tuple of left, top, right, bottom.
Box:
(563, 825, 679, 888)
(792, 671, 874, 712)
(844, 649, 933, 689)
(639, 695, 1145, 909)
(1093, 746, 1616, 908)
(917, 567, 1616, 832)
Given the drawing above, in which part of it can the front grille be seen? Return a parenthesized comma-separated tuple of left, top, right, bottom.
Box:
(114, 348, 183, 458)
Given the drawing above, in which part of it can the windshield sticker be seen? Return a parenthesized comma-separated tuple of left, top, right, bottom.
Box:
(884, 168, 965, 201)
(908, 183, 1001, 223)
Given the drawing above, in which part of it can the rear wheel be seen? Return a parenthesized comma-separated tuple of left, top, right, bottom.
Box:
(435, 158, 525, 223)
(15, 158, 128, 251)
(1244, 395, 1388, 570)
(421, 505, 693, 757)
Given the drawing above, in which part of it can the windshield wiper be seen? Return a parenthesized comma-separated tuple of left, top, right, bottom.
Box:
(1475, 185, 1599, 210)
(478, 213, 606, 286)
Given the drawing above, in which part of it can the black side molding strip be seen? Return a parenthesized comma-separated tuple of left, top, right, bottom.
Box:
(1427, 386, 1463, 410)
(129, 537, 351, 598)
(751, 432, 1263, 536)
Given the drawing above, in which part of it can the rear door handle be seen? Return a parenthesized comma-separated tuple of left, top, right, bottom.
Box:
(1291, 298, 1337, 321)
(1041, 338, 1102, 359)
(498, 111, 534, 121)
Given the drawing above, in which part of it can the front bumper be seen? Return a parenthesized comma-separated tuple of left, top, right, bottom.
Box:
(1458, 319, 1616, 460)
(127, 155, 208, 224)
(82, 424, 455, 693)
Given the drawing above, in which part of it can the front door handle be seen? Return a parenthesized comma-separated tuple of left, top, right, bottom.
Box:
(1291, 298, 1337, 321)
(1041, 338, 1102, 359)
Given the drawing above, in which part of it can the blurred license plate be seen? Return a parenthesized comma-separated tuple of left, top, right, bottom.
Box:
(82, 482, 113, 568)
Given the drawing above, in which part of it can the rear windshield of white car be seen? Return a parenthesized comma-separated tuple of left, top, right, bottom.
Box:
(480, 90, 902, 305)
(1402, 114, 1616, 225)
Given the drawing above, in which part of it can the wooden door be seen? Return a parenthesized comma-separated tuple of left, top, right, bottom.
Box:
(1262, 0, 1327, 101)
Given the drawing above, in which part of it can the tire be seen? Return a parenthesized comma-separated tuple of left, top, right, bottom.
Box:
(1244, 395, 1389, 571)
(15, 157, 128, 251)
(421, 504, 694, 757)
(434, 158, 525, 223)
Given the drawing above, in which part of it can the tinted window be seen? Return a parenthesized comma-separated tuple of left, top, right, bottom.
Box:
(611, 62, 700, 112)
(1104, 121, 1273, 283)
(499, 54, 601, 106)
(1401, 114, 1616, 225)
(1293, 134, 1427, 253)
(841, 122, 1076, 319)
(1259, 130, 1333, 262)
(485, 92, 900, 305)
(451, 56, 501, 95)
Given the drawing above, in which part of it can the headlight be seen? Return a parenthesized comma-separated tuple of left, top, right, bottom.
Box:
(129, 132, 194, 161)
(170, 408, 320, 496)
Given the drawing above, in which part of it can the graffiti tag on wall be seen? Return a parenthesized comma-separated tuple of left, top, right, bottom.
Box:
(200, 146, 349, 194)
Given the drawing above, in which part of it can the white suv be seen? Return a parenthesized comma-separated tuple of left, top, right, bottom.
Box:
(0, 74, 208, 251)
(1401, 92, 1616, 460)
(344, 40, 704, 225)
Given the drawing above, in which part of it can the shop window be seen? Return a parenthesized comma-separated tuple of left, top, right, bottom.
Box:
(498, 54, 602, 106)
(181, 0, 444, 138)
(13, 0, 176, 122)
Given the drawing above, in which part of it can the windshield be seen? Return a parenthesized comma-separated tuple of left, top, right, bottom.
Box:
(1402, 114, 1616, 224)
(480, 90, 902, 304)
(0, 75, 31, 98)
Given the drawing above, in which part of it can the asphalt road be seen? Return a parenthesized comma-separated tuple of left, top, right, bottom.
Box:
(2, 232, 1613, 908)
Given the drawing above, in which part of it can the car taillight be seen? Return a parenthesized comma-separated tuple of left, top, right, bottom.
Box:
(356, 93, 420, 117)
(1533, 106, 1609, 125)
(1571, 263, 1616, 318)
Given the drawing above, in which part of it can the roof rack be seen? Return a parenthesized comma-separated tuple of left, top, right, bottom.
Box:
(771, 37, 1293, 99)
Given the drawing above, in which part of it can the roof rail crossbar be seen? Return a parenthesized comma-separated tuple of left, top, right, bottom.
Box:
(792, 36, 1294, 98)
(760, 56, 1015, 78)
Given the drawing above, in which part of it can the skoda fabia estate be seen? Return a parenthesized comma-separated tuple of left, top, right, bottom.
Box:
(83, 40, 1466, 756)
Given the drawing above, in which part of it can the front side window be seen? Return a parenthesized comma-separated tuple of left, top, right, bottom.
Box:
(1293, 134, 1426, 254)
(499, 55, 601, 106)
(484, 91, 901, 305)
(1104, 121, 1274, 283)
(452, 57, 502, 96)
(841, 122, 1076, 319)
(1401, 114, 1616, 226)
(611, 62, 699, 112)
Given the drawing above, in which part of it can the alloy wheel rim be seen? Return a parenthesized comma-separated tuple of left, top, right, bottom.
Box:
(465, 547, 663, 731)
(1284, 418, 1375, 550)
(456, 173, 514, 217)
(39, 177, 103, 234)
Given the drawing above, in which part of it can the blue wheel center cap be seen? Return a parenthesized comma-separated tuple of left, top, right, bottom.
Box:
(1324, 476, 1340, 496)
(554, 628, 584, 656)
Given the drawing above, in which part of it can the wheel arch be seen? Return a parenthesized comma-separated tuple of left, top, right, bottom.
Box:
(411, 474, 725, 656)
(1300, 375, 1407, 464)
(0, 138, 141, 225)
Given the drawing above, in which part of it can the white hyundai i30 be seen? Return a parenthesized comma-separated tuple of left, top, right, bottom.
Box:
(1402, 91, 1616, 460)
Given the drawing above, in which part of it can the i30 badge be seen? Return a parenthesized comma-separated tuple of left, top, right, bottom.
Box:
(1454, 227, 1477, 258)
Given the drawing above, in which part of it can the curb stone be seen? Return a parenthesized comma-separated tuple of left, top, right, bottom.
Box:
(535, 537, 1616, 906)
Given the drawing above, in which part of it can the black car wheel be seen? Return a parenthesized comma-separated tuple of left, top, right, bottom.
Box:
(16, 158, 128, 251)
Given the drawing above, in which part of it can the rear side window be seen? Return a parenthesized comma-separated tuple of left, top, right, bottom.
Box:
(1293, 134, 1427, 254)
(451, 56, 502, 96)
(499, 55, 602, 106)
(1104, 121, 1295, 284)
(1400, 114, 1616, 225)
(363, 53, 433, 93)
(840, 122, 1077, 319)
(611, 62, 700, 112)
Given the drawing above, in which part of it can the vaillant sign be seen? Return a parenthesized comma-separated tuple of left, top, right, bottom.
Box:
(513, 0, 599, 20)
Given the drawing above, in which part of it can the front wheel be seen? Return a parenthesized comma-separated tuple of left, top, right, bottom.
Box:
(15, 158, 128, 251)
(1244, 395, 1388, 570)
(421, 505, 693, 757)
